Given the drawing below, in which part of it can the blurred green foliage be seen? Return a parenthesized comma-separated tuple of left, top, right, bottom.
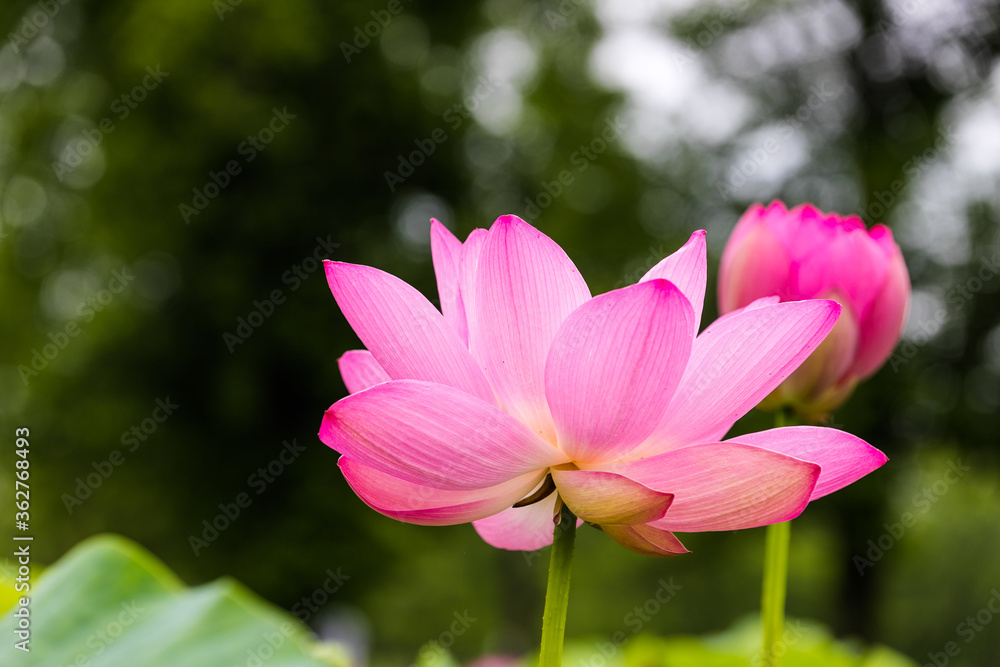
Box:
(556, 618, 920, 667)
(1, 0, 999, 666)
(0, 533, 920, 666)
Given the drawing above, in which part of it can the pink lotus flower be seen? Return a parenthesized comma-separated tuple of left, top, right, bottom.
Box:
(320, 215, 886, 556)
(719, 201, 911, 418)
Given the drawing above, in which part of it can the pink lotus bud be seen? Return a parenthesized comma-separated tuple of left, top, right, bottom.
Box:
(719, 201, 911, 419)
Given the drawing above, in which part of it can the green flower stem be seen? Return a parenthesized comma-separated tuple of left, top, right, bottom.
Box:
(761, 409, 797, 667)
(761, 520, 790, 667)
(539, 504, 577, 667)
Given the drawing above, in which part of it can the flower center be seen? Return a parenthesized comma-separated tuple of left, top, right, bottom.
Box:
(513, 473, 555, 507)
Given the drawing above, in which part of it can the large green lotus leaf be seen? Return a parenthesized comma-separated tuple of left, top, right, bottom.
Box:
(0, 534, 347, 666)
